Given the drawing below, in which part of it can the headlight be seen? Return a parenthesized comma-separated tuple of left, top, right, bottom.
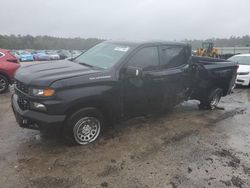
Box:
(238, 72, 250, 75)
(31, 88, 55, 97)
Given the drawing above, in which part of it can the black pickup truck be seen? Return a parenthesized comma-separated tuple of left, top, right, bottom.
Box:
(12, 41, 238, 145)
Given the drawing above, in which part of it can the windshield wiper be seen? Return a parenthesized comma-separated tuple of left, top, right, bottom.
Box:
(79, 62, 95, 68)
(75, 60, 104, 69)
(72, 59, 93, 67)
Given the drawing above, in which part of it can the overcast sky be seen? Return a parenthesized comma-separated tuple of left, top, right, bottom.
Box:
(1, 0, 250, 40)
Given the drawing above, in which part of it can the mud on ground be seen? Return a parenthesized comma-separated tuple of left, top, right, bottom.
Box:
(0, 88, 250, 188)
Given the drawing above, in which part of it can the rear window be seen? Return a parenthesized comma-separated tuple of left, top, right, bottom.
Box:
(160, 46, 188, 68)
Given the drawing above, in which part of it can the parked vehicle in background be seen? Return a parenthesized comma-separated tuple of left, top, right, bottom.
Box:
(70, 50, 82, 58)
(32, 51, 50, 61)
(0, 49, 20, 93)
(228, 54, 250, 86)
(46, 51, 60, 60)
(11, 51, 20, 59)
(12, 41, 237, 145)
(57, 50, 71, 59)
(17, 51, 34, 62)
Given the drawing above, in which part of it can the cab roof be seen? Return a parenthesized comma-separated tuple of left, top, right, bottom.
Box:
(105, 40, 189, 48)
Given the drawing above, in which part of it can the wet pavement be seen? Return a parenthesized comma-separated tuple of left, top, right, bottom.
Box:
(0, 87, 250, 188)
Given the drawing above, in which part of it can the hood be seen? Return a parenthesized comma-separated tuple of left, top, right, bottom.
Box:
(15, 60, 102, 86)
(237, 64, 250, 73)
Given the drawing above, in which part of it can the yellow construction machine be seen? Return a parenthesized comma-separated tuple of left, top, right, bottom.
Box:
(196, 42, 220, 58)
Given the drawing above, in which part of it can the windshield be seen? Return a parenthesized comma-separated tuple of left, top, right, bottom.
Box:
(228, 55, 250, 65)
(74, 42, 131, 69)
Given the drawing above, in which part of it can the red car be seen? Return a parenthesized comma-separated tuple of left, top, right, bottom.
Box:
(0, 49, 20, 94)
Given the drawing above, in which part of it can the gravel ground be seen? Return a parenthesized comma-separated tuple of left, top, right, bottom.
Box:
(0, 63, 250, 187)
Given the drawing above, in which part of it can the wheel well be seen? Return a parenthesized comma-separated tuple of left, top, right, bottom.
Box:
(65, 100, 113, 123)
(214, 83, 229, 96)
(204, 80, 230, 97)
(207, 86, 225, 97)
(0, 72, 11, 83)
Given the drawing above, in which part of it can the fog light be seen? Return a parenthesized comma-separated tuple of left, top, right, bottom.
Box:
(30, 102, 47, 112)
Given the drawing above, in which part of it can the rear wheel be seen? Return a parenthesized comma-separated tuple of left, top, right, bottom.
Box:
(0, 75, 9, 94)
(199, 88, 223, 110)
(63, 107, 104, 145)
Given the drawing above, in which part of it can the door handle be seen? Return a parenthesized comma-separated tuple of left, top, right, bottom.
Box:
(153, 77, 165, 81)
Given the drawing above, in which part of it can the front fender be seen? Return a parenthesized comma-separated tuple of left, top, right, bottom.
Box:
(54, 83, 122, 119)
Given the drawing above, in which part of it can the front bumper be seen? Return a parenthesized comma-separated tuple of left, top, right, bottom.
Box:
(11, 94, 66, 130)
(236, 75, 250, 86)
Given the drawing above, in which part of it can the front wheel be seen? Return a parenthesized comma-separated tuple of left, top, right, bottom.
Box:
(63, 107, 104, 145)
(199, 88, 223, 110)
(0, 75, 9, 94)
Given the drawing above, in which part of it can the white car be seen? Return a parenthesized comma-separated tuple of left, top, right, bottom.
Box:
(228, 54, 250, 86)
(46, 51, 60, 60)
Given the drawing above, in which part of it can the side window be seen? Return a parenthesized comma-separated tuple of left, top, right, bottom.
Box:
(127, 47, 159, 70)
(0, 53, 3, 58)
(161, 46, 187, 68)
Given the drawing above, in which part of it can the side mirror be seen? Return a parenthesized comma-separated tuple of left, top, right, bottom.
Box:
(124, 66, 142, 77)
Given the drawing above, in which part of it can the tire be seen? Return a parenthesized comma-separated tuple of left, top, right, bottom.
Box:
(0, 75, 9, 94)
(199, 88, 223, 110)
(63, 107, 104, 145)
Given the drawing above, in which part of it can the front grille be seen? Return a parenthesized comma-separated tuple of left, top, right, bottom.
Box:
(17, 96, 30, 110)
(15, 80, 29, 94)
(15, 81, 30, 110)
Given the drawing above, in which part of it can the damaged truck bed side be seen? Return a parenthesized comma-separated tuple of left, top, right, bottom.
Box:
(12, 41, 238, 145)
(189, 55, 237, 109)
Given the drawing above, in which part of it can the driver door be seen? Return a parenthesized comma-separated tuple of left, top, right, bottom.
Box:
(121, 46, 162, 118)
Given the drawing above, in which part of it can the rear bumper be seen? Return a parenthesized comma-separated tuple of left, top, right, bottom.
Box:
(236, 75, 250, 86)
(11, 94, 66, 130)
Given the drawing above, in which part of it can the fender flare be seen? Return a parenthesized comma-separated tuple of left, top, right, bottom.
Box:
(0, 70, 11, 84)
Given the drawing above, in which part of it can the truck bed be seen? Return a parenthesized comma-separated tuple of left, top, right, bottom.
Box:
(190, 56, 238, 98)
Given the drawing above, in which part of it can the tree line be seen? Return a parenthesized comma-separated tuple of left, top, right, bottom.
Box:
(185, 35, 250, 49)
(0, 34, 250, 50)
(0, 35, 103, 50)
